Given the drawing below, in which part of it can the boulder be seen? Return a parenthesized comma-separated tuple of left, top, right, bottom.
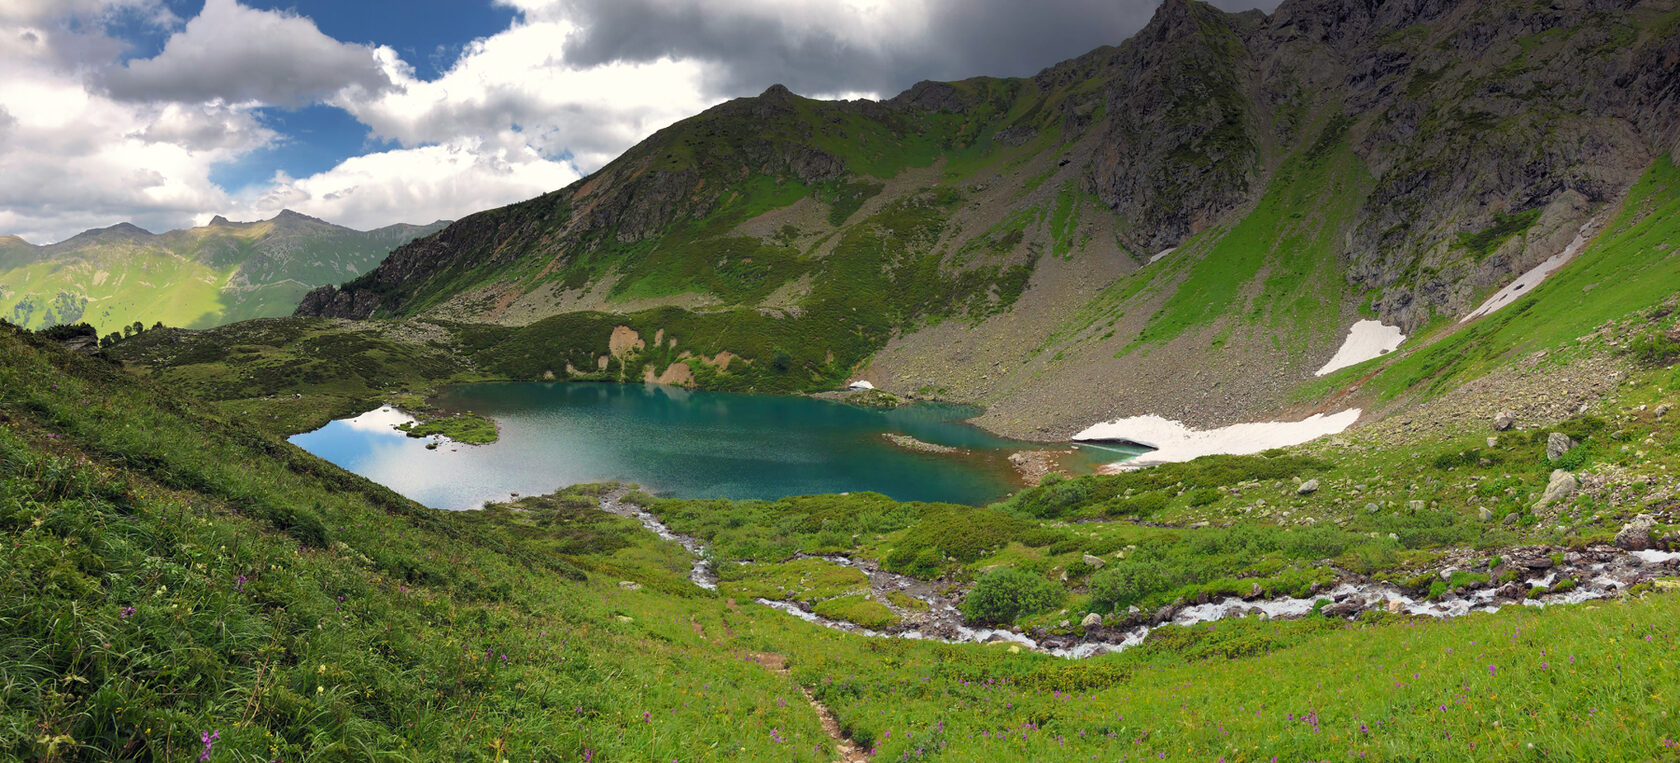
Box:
(1408, 500, 1426, 511)
(1546, 432, 1578, 463)
(1503, 512, 1521, 526)
(1487, 436, 1500, 448)
(1082, 553, 1106, 570)
(1297, 479, 1320, 496)
(1385, 599, 1404, 614)
(1247, 581, 1263, 599)
(617, 581, 642, 590)
(1478, 507, 1494, 522)
(1151, 604, 1178, 626)
(1657, 404, 1672, 418)
(1321, 600, 1364, 618)
(1081, 612, 1102, 628)
(1494, 411, 1515, 431)
(1535, 470, 1579, 509)
(1616, 514, 1657, 551)
(1550, 432, 1582, 456)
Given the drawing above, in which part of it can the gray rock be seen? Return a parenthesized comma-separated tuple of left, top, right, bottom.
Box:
(1297, 479, 1320, 496)
(1081, 612, 1102, 628)
(1535, 470, 1579, 509)
(1248, 582, 1263, 599)
(1479, 507, 1494, 522)
(1657, 404, 1672, 418)
(1082, 553, 1106, 570)
(1408, 500, 1426, 511)
(1487, 436, 1500, 448)
(1616, 514, 1657, 551)
(1494, 411, 1515, 431)
(1151, 604, 1177, 626)
(1322, 600, 1364, 618)
(1546, 432, 1578, 463)
(1365, 503, 1380, 514)
(617, 581, 642, 590)
(1503, 512, 1521, 526)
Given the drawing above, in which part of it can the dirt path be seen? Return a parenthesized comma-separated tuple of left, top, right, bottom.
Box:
(749, 652, 868, 762)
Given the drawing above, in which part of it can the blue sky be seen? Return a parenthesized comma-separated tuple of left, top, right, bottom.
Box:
(119, 1, 521, 192)
(0, 0, 1279, 243)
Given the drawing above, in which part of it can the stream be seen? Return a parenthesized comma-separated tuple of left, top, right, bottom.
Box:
(598, 489, 1680, 659)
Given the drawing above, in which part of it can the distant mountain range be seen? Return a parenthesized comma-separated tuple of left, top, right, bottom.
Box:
(0, 211, 448, 333)
(293, 0, 1679, 436)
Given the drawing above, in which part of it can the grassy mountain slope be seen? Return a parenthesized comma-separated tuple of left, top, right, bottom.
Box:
(9, 299, 1680, 759)
(0, 211, 446, 334)
(293, 0, 1679, 434)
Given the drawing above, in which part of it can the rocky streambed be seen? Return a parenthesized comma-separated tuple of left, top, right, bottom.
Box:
(598, 489, 1680, 659)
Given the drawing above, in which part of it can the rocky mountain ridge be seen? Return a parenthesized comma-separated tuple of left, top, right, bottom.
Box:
(296, 0, 1679, 434)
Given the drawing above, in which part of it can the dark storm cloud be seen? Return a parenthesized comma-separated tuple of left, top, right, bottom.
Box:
(554, 0, 1283, 98)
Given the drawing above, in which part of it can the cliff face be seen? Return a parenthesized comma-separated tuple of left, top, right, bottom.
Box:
(295, 0, 1679, 431)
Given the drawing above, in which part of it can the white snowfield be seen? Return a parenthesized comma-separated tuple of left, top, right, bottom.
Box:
(1073, 409, 1362, 468)
(1148, 247, 1177, 264)
(1315, 320, 1406, 376)
(1461, 216, 1600, 323)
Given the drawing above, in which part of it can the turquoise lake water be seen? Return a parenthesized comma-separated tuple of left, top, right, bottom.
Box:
(288, 382, 1141, 509)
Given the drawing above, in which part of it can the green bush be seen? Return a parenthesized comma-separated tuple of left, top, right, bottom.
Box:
(960, 568, 1063, 625)
(1628, 328, 1680, 366)
(1088, 560, 1171, 612)
(1186, 488, 1222, 507)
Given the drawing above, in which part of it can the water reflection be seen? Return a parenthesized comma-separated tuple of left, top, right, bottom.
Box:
(289, 382, 1140, 510)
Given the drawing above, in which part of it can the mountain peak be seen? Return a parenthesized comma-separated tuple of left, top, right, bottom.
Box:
(759, 84, 795, 100)
(1140, 0, 1210, 43)
(272, 209, 332, 227)
(208, 215, 232, 226)
(106, 222, 151, 234)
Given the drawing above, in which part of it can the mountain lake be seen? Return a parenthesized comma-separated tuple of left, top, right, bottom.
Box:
(289, 381, 1141, 509)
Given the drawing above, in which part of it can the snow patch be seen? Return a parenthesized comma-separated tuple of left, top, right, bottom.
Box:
(1073, 410, 1361, 468)
(1148, 247, 1176, 264)
(1315, 320, 1405, 376)
(847, 380, 876, 390)
(1461, 216, 1600, 323)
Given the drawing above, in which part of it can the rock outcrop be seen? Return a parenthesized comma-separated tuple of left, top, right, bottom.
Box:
(1615, 514, 1656, 552)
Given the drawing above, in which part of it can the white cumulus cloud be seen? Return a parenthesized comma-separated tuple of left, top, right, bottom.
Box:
(103, 0, 391, 108)
(225, 139, 582, 231)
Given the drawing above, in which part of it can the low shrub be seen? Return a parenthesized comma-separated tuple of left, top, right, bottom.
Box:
(1087, 560, 1171, 612)
(960, 568, 1063, 625)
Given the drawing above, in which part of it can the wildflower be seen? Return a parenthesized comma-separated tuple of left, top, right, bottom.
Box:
(120, 607, 136, 620)
(198, 730, 219, 762)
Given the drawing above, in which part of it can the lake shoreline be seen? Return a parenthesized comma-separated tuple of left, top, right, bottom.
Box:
(291, 381, 1137, 509)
